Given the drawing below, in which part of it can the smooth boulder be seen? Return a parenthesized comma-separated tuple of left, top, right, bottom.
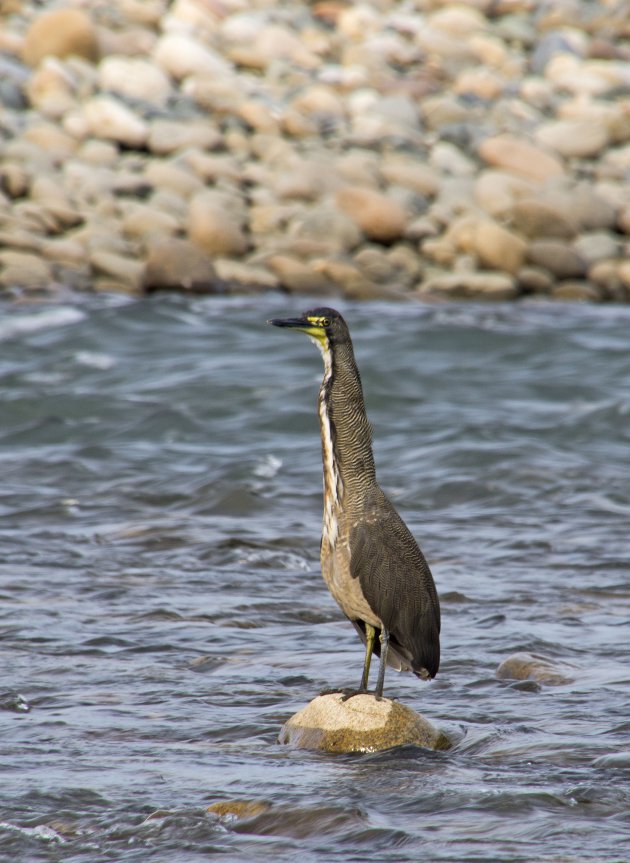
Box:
(279, 693, 450, 754)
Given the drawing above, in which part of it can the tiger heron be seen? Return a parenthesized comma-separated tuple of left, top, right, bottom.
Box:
(268, 307, 440, 699)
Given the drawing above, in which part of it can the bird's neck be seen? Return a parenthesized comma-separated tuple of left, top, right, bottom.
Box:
(314, 338, 376, 512)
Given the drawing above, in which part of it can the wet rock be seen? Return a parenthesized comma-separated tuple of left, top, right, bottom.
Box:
(478, 134, 565, 182)
(90, 250, 144, 293)
(279, 693, 449, 754)
(207, 800, 272, 819)
(22, 9, 99, 67)
(516, 266, 554, 295)
(552, 280, 603, 302)
(336, 187, 408, 244)
(496, 652, 576, 685)
(143, 238, 221, 293)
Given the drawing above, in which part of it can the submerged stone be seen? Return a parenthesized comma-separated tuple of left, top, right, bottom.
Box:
(496, 652, 576, 686)
(279, 693, 450, 754)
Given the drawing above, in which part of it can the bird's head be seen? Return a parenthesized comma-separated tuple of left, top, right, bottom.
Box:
(267, 307, 350, 351)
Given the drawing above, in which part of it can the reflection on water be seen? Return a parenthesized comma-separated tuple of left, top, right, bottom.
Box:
(1, 294, 629, 862)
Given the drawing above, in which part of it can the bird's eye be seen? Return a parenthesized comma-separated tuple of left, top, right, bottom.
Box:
(321, 318, 330, 327)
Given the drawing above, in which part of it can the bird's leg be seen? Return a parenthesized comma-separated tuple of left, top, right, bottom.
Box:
(374, 627, 390, 701)
(359, 623, 376, 691)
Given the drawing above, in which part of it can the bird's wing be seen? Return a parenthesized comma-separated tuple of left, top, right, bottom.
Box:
(348, 495, 440, 678)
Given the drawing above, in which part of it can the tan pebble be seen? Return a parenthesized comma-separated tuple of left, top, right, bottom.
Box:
(552, 281, 603, 302)
(182, 151, 242, 184)
(516, 266, 554, 295)
(76, 140, 119, 166)
(470, 220, 527, 274)
(454, 68, 505, 100)
(618, 261, 630, 289)
(508, 199, 577, 239)
(421, 237, 457, 267)
(121, 203, 180, 242)
(153, 33, 232, 80)
(0, 250, 52, 290)
(422, 94, 476, 130)
(249, 204, 298, 236)
(573, 232, 620, 263)
(280, 108, 320, 139)
(427, 6, 487, 35)
(336, 186, 408, 244)
(474, 170, 537, 219)
(0, 163, 31, 199)
(90, 251, 145, 293)
(267, 255, 339, 295)
(143, 238, 220, 293)
(618, 205, 630, 235)
(237, 100, 280, 134)
(147, 119, 221, 156)
(188, 192, 248, 257)
(213, 260, 279, 291)
(535, 120, 609, 159)
(289, 204, 362, 251)
(144, 161, 203, 199)
(479, 134, 565, 182)
(25, 58, 78, 118)
(83, 97, 148, 148)
(22, 9, 99, 67)
(98, 57, 172, 108)
(24, 123, 78, 157)
(420, 271, 519, 300)
(527, 240, 586, 278)
(40, 237, 87, 267)
(381, 156, 440, 198)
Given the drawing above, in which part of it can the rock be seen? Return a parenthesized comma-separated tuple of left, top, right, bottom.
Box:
(22, 9, 99, 67)
(147, 119, 222, 156)
(207, 800, 272, 819)
(25, 58, 78, 119)
(535, 120, 610, 160)
(478, 134, 565, 182)
(527, 241, 586, 278)
(507, 199, 577, 239)
(380, 156, 440, 198)
(144, 161, 203, 199)
(188, 192, 248, 257)
(153, 33, 233, 80)
(0, 249, 52, 291)
(90, 250, 145, 293)
(279, 693, 450, 754)
(143, 238, 221, 293)
(572, 232, 620, 264)
(469, 219, 527, 274)
(419, 271, 519, 300)
(121, 202, 180, 241)
(267, 255, 339, 295)
(98, 57, 173, 108)
(213, 259, 279, 292)
(516, 266, 554, 295)
(496, 652, 575, 685)
(82, 96, 148, 148)
(336, 187, 408, 244)
(288, 205, 362, 252)
(474, 171, 536, 219)
(552, 281, 603, 302)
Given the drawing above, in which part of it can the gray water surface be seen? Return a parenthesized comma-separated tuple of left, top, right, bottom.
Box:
(1, 295, 629, 862)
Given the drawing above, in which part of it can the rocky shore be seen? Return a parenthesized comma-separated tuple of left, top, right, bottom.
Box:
(1, 0, 629, 302)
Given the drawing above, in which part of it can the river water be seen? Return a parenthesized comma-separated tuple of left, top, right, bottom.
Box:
(1, 293, 629, 862)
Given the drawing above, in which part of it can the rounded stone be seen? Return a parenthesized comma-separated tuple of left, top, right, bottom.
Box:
(98, 57, 173, 108)
(507, 199, 577, 239)
(535, 120, 609, 159)
(336, 187, 408, 244)
(572, 232, 620, 264)
(527, 240, 586, 278)
(497, 652, 575, 685)
(82, 97, 148, 148)
(153, 33, 233, 80)
(143, 238, 221, 293)
(478, 134, 565, 182)
(419, 271, 519, 300)
(279, 693, 449, 754)
(188, 192, 248, 257)
(0, 249, 52, 290)
(22, 9, 99, 67)
(470, 219, 527, 274)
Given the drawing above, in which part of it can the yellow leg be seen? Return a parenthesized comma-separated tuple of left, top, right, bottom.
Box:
(359, 623, 376, 691)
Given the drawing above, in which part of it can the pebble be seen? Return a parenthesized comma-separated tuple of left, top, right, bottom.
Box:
(496, 652, 576, 686)
(22, 9, 99, 67)
(143, 238, 221, 293)
(0, 0, 628, 302)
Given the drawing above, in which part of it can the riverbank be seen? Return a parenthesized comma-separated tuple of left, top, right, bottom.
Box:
(1, 0, 629, 302)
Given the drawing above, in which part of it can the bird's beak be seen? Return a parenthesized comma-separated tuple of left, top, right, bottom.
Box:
(267, 316, 308, 329)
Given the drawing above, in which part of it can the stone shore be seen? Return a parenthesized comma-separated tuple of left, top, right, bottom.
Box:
(1, 0, 629, 302)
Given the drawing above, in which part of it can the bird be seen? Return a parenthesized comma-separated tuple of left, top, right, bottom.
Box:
(268, 307, 440, 699)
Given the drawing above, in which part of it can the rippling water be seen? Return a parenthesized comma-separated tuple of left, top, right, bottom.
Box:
(1, 294, 629, 862)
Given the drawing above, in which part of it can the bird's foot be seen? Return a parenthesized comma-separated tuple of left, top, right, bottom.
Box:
(318, 686, 369, 700)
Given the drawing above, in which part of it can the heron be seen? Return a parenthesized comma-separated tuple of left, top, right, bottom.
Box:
(268, 307, 440, 699)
